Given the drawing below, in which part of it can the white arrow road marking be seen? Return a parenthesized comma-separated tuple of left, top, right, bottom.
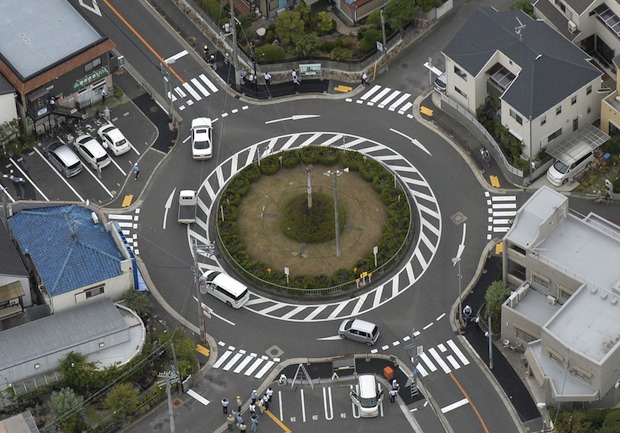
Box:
(163, 189, 175, 230)
(389, 128, 432, 156)
(316, 335, 343, 341)
(164, 50, 188, 63)
(265, 115, 321, 124)
(79, 0, 101, 16)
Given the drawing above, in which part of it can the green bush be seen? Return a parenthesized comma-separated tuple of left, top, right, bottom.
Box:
(359, 29, 381, 53)
(613, 176, 620, 194)
(342, 150, 365, 171)
(255, 44, 286, 62)
(222, 189, 241, 206)
(280, 192, 343, 242)
(330, 47, 352, 61)
(319, 40, 336, 53)
(359, 159, 384, 181)
(335, 35, 356, 48)
(229, 175, 251, 196)
(259, 155, 281, 175)
(281, 151, 301, 168)
(241, 164, 262, 182)
(316, 146, 340, 165)
(300, 146, 320, 164)
(265, 30, 277, 43)
(201, 0, 226, 24)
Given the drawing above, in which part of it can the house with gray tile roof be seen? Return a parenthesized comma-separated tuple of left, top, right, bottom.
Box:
(501, 187, 620, 406)
(441, 7, 604, 165)
(7, 204, 135, 314)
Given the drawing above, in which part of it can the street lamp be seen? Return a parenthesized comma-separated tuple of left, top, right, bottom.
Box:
(324, 168, 349, 258)
(452, 257, 463, 333)
(160, 58, 176, 121)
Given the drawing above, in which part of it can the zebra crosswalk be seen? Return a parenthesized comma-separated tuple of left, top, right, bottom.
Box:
(411, 339, 470, 378)
(107, 209, 140, 255)
(486, 192, 517, 240)
(213, 343, 279, 379)
(346, 85, 413, 116)
(168, 73, 219, 111)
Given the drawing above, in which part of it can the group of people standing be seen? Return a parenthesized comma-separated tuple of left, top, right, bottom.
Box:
(222, 387, 274, 432)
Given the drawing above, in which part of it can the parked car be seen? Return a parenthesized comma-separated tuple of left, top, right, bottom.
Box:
(74, 135, 111, 170)
(338, 319, 380, 346)
(97, 123, 131, 156)
(46, 142, 83, 178)
(191, 117, 213, 160)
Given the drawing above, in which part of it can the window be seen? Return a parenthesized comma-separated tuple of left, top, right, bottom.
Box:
(548, 128, 562, 142)
(454, 66, 467, 80)
(510, 244, 526, 255)
(571, 96, 577, 105)
(559, 286, 571, 302)
(85, 286, 104, 299)
(586, 85, 592, 95)
(549, 348, 564, 364)
(84, 57, 102, 73)
(532, 273, 550, 289)
(515, 328, 535, 343)
(556, 105, 562, 115)
(540, 115, 546, 126)
(509, 109, 523, 125)
(455, 87, 467, 98)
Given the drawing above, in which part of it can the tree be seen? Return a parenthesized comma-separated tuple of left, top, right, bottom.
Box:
(360, 29, 382, 53)
(296, 34, 319, 57)
(510, 0, 534, 17)
(383, 0, 420, 30)
(484, 280, 511, 325)
(275, 10, 305, 46)
(122, 289, 152, 320)
(317, 11, 334, 33)
(104, 383, 139, 424)
(59, 352, 101, 394)
(161, 330, 198, 380)
(50, 388, 84, 433)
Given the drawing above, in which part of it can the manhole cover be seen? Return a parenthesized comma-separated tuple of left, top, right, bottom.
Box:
(451, 211, 467, 225)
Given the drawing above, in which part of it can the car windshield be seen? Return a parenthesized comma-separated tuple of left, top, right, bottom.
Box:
(194, 139, 210, 150)
(343, 320, 353, 331)
(96, 154, 108, 163)
(115, 138, 127, 147)
(359, 396, 378, 408)
(553, 160, 569, 174)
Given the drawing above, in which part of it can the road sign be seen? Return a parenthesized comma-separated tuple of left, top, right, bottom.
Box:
(299, 63, 321, 77)
(376, 41, 384, 52)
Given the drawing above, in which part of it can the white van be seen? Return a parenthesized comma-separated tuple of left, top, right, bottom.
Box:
(546, 151, 595, 186)
(350, 374, 384, 418)
(199, 271, 249, 309)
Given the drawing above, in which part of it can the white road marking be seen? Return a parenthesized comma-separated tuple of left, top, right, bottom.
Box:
(359, 85, 382, 100)
(199, 74, 219, 93)
(183, 82, 202, 100)
(441, 398, 469, 413)
(447, 340, 470, 365)
(419, 353, 437, 372)
(191, 78, 211, 97)
(187, 389, 210, 405)
(429, 348, 451, 374)
(164, 50, 188, 63)
(389, 93, 411, 111)
(213, 350, 233, 368)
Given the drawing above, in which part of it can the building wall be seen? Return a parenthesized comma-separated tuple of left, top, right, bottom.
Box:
(0, 92, 18, 124)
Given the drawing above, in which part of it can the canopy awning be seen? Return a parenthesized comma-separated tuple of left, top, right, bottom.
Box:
(546, 124, 609, 165)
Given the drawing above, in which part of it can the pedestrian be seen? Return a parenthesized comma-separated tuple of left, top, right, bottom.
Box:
(133, 162, 140, 180)
(266, 387, 273, 402)
(293, 75, 301, 88)
(237, 395, 243, 412)
(278, 373, 287, 385)
(389, 388, 397, 403)
(235, 413, 244, 426)
(392, 379, 399, 390)
(251, 389, 257, 400)
(463, 304, 472, 321)
(203, 44, 210, 59)
(222, 397, 229, 414)
(239, 423, 247, 433)
(101, 86, 106, 102)
(248, 401, 256, 416)
(250, 414, 258, 432)
(361, 71, 368, 85)
(261, 394, 269, 411)
(263, 72, 271, 86)
(227, 414, 235, 431)
(291, 69, 297, 81)
(257, 398, 264, 414)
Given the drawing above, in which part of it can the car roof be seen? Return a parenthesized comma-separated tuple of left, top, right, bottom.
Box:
(49, 142, 80, 164)
(350, 319, 377, 333)
(192, 117, 212, 128)
(76, 135, 106, 156)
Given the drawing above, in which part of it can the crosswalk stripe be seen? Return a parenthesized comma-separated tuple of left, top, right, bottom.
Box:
(191, 78, 211, 97)
(369, 87, 392, 104)
(244, 358, 265, 376)
(174, 87, 186, 98)
(447, 340, 469, 365)
(213, 350, 233, 368)
(223, 353, 243, 371)
(491, 195, 516, 202)
(108, 214, 133, 220)
(493, 226, 510, 233)
(492, 203, 516, 210)
(419, 353, 437, 372)
(493, 218, 511, 225)
(446, 355, 460, 370)
(199, 74, 219, 93)
(389, 93, 411, 111)
(378, 90, 401, 108)
(233, 355, 255, 373)
(360, 85, 382, 100)
(398, 102, 413, 114)
(493, 210, 516, 217)
(429, 348, 452, 374)
(183, 82, 202, 101)
(415, 363, 428, 377)
(255, 360, 275, 379)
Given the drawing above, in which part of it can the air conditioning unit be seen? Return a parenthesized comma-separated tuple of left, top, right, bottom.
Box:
(568, 20, 578, 33)
(547, 295, 557, 305)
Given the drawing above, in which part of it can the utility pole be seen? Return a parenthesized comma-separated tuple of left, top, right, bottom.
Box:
(229, 0, 241, 91)
(324, 169, 349, 258)
(405, 328, 420, 398)
(306, 165, 313, 208)
(452, 257, 463, 334)
(380, 10, 387, 63)
(158, 369, 179, 433)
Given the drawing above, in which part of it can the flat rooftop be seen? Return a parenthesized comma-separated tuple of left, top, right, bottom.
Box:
(0, 0, 104, 81)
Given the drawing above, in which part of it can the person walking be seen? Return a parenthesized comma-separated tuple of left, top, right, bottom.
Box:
(222, 397, 229, 414)
(361, 72, 368, 85)
(235, 412, 244, 426)
(261, 394, 270, 411)
(251, 389, 257, 400)
(263, 72, 271, 86)
(250, 414, 259, 432)
(389, 388, 397, 403)
(227, 414, 235, 431)
(236, 395, 243, 412)
(248, 401, 256, 417)
(133, 162, 140, 180)
(266, 387, 273, 402)
(392, 379, 399, 391)
(239, 423, 247, 433)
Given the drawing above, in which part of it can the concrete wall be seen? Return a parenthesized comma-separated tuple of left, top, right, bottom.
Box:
(0, 93, 18, 124)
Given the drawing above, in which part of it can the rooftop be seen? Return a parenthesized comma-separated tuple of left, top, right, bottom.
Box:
(8, 205, 124, 296)
(0, 0, 104, 81)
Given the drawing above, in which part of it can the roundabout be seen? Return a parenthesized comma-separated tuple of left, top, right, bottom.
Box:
(188, 131, 442, 322)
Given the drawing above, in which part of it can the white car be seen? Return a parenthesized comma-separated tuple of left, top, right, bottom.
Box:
(97, 123, 131, 156)
(191, 117, 213, 160)
(74, 135, 111, 170)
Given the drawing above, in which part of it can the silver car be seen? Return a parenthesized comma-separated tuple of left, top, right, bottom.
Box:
(46, 142, 83, 178)
(338, 319, 380, 346)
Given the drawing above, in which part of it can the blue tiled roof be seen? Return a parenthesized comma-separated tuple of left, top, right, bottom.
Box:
(8, 205, 123, 296)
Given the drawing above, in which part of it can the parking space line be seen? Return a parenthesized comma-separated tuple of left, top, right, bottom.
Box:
(84, 167, 113, 198)
(11, 155, 49, 201)
(300, 388, 306, 422)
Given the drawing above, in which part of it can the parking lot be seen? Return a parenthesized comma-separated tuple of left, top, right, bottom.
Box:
(0, 101, 157, 205)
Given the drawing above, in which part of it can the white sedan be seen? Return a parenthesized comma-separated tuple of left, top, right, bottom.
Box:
(97, 123, 131, 156)
(74, 135, 111, 170)
(191, 117, 213, 160)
